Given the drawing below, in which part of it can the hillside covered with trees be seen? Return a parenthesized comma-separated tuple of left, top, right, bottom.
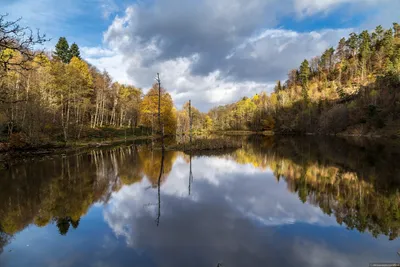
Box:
(206, 23, 400, 136)
(0, 15, 177, 149)
(1, 14, 400, 151)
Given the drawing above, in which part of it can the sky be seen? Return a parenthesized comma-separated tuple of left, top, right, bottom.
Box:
(1, 0, 399, 111)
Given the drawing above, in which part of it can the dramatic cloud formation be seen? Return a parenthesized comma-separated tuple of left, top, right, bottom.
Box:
(3, 0, 399, 110)
(103, 155, 338, 247)
(82, 0, 397, 110)
(99, 154, 395, 267)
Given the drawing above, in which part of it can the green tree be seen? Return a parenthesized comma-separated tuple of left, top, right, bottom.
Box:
(359, 30, 371, 80)
(299, 60, 310, 88)
(69, 43, 81, 59)
(336, 38, 346, 61)
(274, 80, 282, 93)
(347, 32, 359, 57)
(54, 37, 71, 64)
(393, 23, 400, 39)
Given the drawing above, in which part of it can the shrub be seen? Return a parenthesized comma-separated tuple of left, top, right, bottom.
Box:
(9, 132, 29, 149)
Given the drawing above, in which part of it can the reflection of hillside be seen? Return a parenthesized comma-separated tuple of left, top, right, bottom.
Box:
(0, 229, 11, 254)
(140, 149, 178, 186)
(232, 136, 400, 240)
(0, 145, 176, 245)
(1, 136, 399, 253)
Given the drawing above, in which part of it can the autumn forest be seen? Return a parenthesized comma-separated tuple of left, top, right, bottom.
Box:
(1, 15, 400, 150)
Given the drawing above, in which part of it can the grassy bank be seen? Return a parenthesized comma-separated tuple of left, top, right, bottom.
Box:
(0, 127, 155, 153)
(167, 138, 242, 152)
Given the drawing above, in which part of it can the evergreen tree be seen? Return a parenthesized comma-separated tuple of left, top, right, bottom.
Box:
(372, 25, 384, 50)
(299, 60, 310, 102)
(69, 43, 81, 59)
(359, 30, 371, 80)
(393, 23, 400, 39)
(336, 38, 346, 62)
(299, 59, 310, 87)
(274, 80, 282, 93)
(347, 32, 359, 57)
(54, 37, 71, 64)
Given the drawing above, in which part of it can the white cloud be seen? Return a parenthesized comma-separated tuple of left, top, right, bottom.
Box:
(99, 0, 120, 19)
(293, 0, 386, 16)
(103, 154, 337, 246)
(6, 0, 394, 111)
(81, 47, 116, 58)
(85, 52, 132, 84)
(85, 18, 349, 110)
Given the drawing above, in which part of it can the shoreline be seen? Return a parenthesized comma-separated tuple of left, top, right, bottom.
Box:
(1, 131, 398, 163)
(0, 135, 156, 164)
(213, 130, 398, 139)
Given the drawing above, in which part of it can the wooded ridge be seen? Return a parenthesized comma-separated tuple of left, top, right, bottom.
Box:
(1, 15, 400, 150)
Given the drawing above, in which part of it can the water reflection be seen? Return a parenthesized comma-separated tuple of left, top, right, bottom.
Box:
(0, 137, 400, 266)
(245, 136, 400, 240)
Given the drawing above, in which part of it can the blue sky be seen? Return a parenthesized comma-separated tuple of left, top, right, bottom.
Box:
(1, 0, 398, 110)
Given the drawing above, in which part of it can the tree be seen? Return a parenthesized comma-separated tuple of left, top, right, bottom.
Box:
(69, 43, 81, 59)
(54, 37, 71, 64)
(359, 30, 371, 80)
(393, 23, 400, 39)
(336, 38, 346, 62)
(204, 115, 213, 130)
(274, 80, 282, 93)
(347, 32, 359, 57)
(140, 85, 177, 135)
(56, 217, 70, 236)
(299, 59, 310, 88)
(67, 57, 93, 139)
(0, 14, 47, 76)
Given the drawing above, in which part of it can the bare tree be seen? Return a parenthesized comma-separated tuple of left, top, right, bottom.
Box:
(0, 14, 48, 74)
(0, 14, 48, 105)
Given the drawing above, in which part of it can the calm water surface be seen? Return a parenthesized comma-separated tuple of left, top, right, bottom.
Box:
(1, 137, 400, 267)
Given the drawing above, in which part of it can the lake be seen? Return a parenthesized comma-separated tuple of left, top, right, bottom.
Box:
(1, 136, 400, 267)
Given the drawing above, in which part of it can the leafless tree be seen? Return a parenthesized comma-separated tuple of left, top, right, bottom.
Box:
(0, 14, 48, 73)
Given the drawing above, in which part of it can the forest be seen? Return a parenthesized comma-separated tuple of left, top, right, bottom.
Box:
(0, 15, 180, 149)
(2, 135, 400, 253)
(1, 14, 400, 151)
(208, 23, 400, 136)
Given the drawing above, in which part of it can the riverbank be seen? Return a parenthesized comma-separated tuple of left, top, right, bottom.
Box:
(0, 135, 156, 165)
(211, 130, 274, 136)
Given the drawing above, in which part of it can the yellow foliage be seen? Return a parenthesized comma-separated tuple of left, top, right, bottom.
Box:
(140, 85, 177, 135)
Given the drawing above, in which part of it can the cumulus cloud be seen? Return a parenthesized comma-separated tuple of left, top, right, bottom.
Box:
(86, 0, 359, 110)
(81, 47, 116, 58)
(104, 154, 337, 247)
(8, 0, 390, 111)
(100, 153, 391, 267)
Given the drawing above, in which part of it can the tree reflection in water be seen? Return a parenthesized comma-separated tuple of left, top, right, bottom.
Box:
(0, 135, 400, 254)
(156, 147, 165, 227)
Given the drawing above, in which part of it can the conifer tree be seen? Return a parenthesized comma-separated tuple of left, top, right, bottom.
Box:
(54, 37, 71, 64)
(69, 43, 81, 59)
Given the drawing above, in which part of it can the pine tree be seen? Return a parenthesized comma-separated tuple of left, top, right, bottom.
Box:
(299, 59, 310, 86)
(347, 33, 358, 57)
(274, 80, 282, 93)
(69, 43, 81, 59)
(336, 38, 346, 62)
(359, 30, 371, 80)
(299, 59, 310, 102)
(393, 23, 400, 39)
(372, 25, 384, 50)
(54, 37, 71, 64)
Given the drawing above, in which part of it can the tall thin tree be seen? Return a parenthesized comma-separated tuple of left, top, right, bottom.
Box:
(156, 73, 164, 149)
